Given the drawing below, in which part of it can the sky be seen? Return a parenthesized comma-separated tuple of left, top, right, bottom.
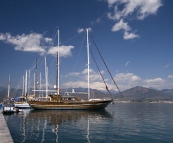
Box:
(0, 0, 173, 92)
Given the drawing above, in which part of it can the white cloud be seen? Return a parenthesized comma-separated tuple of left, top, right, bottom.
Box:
(47, 45, 74, 57)
(107, 0, 162, 20)
(0, 32, 74, 57)
(114, 72, 141, 83)
(123, 31, 139, 39)
(0, 33, 6, 40)
(168, 75, 173, 79)
(125, 61, 130, 66)
(0, 32, 48, 55)
(106, 0, 162, 40)
(107, 0, 118, 7)
(77, 28, 84, 33)
(87, 27, 92, 32)
(143, 78, 167, 89)
(63, 81, 112, 91)
(111, 19, 131, 32)
(64, 72, 80, 77)
(96, 17, 101, 23)
(164, 64, 169, 68)
(62, 70, 173, 91)
(82, 68, 105, 81)
(144, 78, 164, 85)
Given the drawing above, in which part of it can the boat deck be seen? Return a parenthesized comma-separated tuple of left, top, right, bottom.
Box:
(0, 112, 13, 143)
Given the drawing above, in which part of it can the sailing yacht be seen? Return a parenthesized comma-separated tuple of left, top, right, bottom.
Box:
(14, 71, 31, 109)
(28, 29, 113, 110)
(3, 75, 22, 113)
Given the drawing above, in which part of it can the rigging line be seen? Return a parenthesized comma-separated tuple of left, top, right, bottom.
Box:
(11, 76, 23, 96)
(60, 59, 75, 96)
(69, 32, 86, 83)
(90, 34, 123, 98)
(46, 55, 56, 83)
(89, 48, 113, 99)
(61, 32, 81, 45)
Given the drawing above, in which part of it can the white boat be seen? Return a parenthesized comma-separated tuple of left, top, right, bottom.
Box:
(2, 103, 22, 114)
(14, 72, 31, 109)
(14, 102, 30, 109)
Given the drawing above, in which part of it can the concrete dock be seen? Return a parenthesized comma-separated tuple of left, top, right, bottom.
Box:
(0, 112, 13, 143)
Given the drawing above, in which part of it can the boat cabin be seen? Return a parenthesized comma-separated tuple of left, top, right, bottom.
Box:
(49, 94, 80, 102)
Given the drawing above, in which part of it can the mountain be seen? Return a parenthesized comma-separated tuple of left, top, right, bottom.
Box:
(61, 87, 111, 99)
(1, 86, 173, 102)
(0, 85, 6, 91)
(160, 89, 173, 96)
(115, 86, 173, 100)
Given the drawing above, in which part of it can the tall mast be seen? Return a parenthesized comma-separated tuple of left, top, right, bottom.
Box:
(57, 30, 60, 95)
(28, 70, 30, 96)
(35, 58, 38, 97)
(34, 73, 35, 97)
(45, 56, 48, 98)
(7, 75, 10, 98)
(25, 70, 27, 97)
(39, 72, 41, 97)
(56, 52, 58, 94)
(22, 76, 24, 96)
(87, 29, 90, 100)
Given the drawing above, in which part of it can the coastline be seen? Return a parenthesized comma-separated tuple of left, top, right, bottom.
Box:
(114, 99, 173, 103)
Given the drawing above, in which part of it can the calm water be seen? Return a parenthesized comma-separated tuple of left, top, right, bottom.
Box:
(4, 103, 173, 143)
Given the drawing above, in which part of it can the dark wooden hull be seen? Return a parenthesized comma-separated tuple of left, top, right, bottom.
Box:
(28, 99, 113, 110)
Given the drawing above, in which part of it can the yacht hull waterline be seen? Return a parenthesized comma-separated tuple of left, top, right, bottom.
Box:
(28, 99, 113, 110)
(14, 102, 31, 109)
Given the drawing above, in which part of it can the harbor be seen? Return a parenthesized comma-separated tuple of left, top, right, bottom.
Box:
(1, 103, 173, 142)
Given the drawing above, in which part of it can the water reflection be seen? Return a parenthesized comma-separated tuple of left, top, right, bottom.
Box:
(5, 104, 173, 142)
(11, 109, 113, 143)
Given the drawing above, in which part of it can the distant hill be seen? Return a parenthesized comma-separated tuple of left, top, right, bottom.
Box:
(115, 86, 173, 100)
(1, 86, 173, 102)
(160, 89, 173, 96)
(0, 85, 6, 92)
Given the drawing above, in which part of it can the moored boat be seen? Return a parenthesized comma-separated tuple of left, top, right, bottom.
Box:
(2, 103, 22, 114)
(28, 94, 112, 110)
(28, 29, 113, 110)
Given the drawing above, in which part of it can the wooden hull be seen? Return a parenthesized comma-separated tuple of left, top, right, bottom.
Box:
(28, 99, 113, 110)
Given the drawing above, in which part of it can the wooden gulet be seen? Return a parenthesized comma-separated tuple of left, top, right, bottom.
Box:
(28, 29, 113, 110)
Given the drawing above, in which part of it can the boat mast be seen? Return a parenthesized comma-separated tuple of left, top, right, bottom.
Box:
(39, 72, 41, 97)
(28, 70, 30, 96)
(45, 56, 48, 98)
(57, 30, 60, 95)
(7, 75, 10, 98)
(35, 58, 38, 97)
(25, 70, 27, 97)
(87, 29, 90, 100)
(34, 73, 35, 97)
(22, 76, 24, 96)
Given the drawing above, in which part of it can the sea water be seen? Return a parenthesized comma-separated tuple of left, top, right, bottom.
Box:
(4, 103, 173, 143)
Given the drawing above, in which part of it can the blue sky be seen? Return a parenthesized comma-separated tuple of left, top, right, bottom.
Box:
(0, 0, 173, 92)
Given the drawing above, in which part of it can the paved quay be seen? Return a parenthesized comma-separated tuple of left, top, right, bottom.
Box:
(0, 111, 13, 143)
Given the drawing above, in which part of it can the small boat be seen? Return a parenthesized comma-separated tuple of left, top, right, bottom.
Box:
(2, 103, 22, 114)
(14, 96, 31, 109)
(14, 102, 30, 109)
(13, 72, 32, 109)
(28, 29, 113, 110)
